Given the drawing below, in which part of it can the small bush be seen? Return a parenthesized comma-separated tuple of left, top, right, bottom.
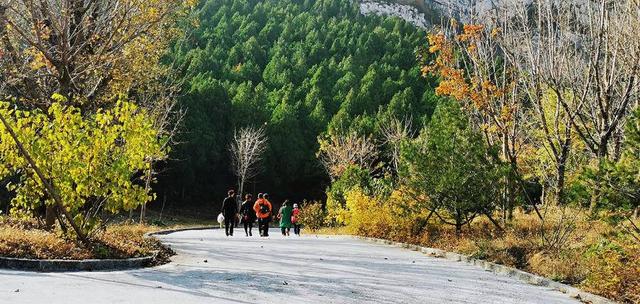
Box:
(298, 201, 326, 231)
(325, 166, 373, 225)
(528, 250, 587, 284)
(580, 238, 640, 303)
(95, 224, 162, 258)
(343, 188, 393, 238)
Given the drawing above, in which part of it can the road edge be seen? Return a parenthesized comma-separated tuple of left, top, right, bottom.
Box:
(0, 226, 218, 272)
(351, 235, 615, 304)
(0, 254, 155, 272)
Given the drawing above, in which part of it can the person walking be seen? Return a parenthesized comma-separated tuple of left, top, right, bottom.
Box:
(292, 203, 301, 236)
(278, 200, 293, 236)
(253, 193, 264, 236)
(239, 194, 256, 236)
(220, 190, 237, 237)
(253, 193, 272, 237)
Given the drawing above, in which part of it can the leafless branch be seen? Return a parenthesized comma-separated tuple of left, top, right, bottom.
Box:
(229, 126, 268, 198)
(318, 132, 378, 180)
(380, 116, 414, 173)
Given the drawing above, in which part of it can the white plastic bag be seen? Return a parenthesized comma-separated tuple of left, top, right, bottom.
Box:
(217, 213, 225, 224)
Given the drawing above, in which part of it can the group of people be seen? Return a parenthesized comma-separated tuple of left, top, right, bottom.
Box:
(219, 190, 302, 237)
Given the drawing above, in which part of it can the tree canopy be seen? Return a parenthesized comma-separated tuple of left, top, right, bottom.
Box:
(160, 0, 438, 205)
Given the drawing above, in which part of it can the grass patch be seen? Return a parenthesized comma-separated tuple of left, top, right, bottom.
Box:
(0, 216, 189, 261)
(0, 226, 91, 260)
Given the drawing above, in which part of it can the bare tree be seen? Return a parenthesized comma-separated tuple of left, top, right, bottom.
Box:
(137, 54, 188, 223)
(138, 89, 186, 223)
(498, 0, 640, 209)
(565, 0, 640, 211)
(229, 126, 268, 202)
(567, 0, 640, 164)
(317, 132, 378, 180)
(0, 0, 181, 110)
(494, 0, 588, 206)
(380, 117, 413, 174)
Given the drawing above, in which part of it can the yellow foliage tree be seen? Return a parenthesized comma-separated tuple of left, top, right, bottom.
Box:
(0, 0, 195, 228)
(422, 21, 526, 221)
(0, 95, 166, 242)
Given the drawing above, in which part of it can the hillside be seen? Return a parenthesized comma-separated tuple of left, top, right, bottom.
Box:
(158, 0, 440, 206)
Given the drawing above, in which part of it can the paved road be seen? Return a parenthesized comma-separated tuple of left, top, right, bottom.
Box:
(0, 228, 580, 304)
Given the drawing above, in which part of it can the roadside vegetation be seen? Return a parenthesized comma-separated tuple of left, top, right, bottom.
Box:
(315, 196, 639, 303)
(313, 1, 640, 302)
(0, 0, 195, 250)
(0, 210, 211, 260)
(0, 218, 165, 260)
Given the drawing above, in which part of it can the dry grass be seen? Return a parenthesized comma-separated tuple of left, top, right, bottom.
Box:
(0, 226, 91, 260)
(0, 217, 182, 260)
(92, 224, 164, 259)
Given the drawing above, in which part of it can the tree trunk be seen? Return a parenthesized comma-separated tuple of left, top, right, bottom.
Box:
(139, 169, 152, 223)
(589, 146, 608, 213)
(484, 211, 504, 232)
(507, 177, 514, 221)
(238, 175, 245, 209)
(455, 209, 462, 235)
(555, 162, 566, 206)
(506, 143, 517, 222)
(139, 204, 146, 223)
(45, 205, 56, 230)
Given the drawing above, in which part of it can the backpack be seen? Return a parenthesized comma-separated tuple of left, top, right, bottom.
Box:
(260, 203, 269, 214)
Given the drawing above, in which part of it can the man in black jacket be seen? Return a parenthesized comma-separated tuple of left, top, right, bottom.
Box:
(221, 190, 237, 236)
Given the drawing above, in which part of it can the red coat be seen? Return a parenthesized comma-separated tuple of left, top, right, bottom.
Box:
(291, 208, 300, 223)
(253, 199, 272, 219)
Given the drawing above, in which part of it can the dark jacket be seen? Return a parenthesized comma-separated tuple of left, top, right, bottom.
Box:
(239, 201, 256, 221)
(221, 196, 237, 216)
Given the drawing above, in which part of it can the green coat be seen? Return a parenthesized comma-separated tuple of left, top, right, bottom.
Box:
(279, 205, 293, 228)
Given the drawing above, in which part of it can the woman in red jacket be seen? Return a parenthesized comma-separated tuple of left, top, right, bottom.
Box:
(292, 203, 301, 236)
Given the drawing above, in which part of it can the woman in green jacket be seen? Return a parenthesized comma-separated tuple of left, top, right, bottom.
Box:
(278, 200, 293, 236)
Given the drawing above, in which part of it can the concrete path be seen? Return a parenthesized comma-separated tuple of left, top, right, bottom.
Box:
(0, 228, 581, 304)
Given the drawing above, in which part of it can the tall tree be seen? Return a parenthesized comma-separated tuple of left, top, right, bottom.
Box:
(424, 21, 526, 220)
(494, 0, 640, 210)
(497, 0, 583, 206)
(0, 0, 190, 233)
